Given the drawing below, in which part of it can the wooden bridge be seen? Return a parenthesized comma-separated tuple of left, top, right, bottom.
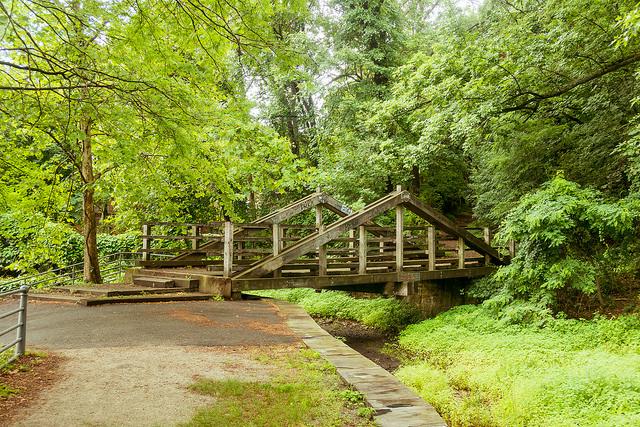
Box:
(130, 188, 508, 299)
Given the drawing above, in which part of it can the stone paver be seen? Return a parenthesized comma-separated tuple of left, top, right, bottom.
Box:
(276, 301, 447, 427)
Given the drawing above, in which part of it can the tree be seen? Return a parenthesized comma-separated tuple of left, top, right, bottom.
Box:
(0, 0, 300, 280)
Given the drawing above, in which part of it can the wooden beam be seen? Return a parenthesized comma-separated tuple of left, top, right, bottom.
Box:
(458, 237, 465, 269)
(223, 221, 233, 278)
(403, 194, 503, 263)
(427, 226, 436, 271)
(232, 266, 497, 292)
(484, 227, 491, 265)
(396, 205, 404, 272)
(316, 205, 327, 276)
(191, 225, 199, 250)
(358, 225, 367, 275)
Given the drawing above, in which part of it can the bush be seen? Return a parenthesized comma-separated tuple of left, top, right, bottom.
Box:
(395, 305, 640, 426)
(489, 175, 640, 310)
(0, 210, 140, 275)
(252, 288, 421, 332)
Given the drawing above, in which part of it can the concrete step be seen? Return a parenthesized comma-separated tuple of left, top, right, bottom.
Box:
(133, 276, 175, 288)
(82, 293, 215, 306)
(172, 278, 199, 290)
(28, 294, 83, 304)
(52, 286, 192, 297)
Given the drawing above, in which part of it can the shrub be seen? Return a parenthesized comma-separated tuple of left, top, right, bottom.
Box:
(0, 210, 141, 275)
(489, 175, 640, 310)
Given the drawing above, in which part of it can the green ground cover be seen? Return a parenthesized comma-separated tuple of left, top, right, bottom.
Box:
(183, 348, 374, 427)
(257, 289, 640, 426)
(252, 288, 421, 332)
(396, 305, 640, 427)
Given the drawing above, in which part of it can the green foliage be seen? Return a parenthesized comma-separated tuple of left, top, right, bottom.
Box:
(0, 210, 141, 275)
(489, 176, 640, 308)
(252, 288, 421, 331)
(395, 304, 640, 427)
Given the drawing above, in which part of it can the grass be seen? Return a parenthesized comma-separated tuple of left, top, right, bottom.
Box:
(251, 288, 421, 332)
(394, 305, 640, 427)
(183, 348, 375, 427)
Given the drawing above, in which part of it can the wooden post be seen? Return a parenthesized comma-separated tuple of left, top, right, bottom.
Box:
(359, 225, 367, 275)
(458, 237, 465, 269)
(272, 223, 281, 256)
(223, 221, 234, 277)
(191, 225, 199, 251)
(316, 205, 327, 275)
(272, 223, 281, 277)
(396, 205, 404, 272)
(142, 224, 150, 261)
(349, 229, 355, 250)
(427, 226, 436, 271)
(483, 227, 491, 265)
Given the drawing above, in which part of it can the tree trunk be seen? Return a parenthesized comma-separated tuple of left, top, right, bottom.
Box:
(81, 116, 102, 283)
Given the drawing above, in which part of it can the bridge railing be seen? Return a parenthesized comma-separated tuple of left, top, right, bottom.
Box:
(140, 219, 510, 278)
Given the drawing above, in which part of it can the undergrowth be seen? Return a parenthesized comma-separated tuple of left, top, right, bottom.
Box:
(251, 288, 421, 332)
(395, 304, 640, 426)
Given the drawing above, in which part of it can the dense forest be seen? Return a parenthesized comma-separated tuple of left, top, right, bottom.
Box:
(3, 0, 640, 311)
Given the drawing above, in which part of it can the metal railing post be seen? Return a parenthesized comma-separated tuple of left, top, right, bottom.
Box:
(15, 285, 29, 358)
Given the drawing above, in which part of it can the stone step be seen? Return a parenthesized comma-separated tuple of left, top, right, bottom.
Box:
(133, 276, 175, 288)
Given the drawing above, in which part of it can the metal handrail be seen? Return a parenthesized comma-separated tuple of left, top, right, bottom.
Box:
(0, 285, 29, 366)
(0, 252, 153, 293)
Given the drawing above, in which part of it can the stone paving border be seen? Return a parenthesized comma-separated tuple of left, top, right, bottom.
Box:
(275, 301, 447, 427)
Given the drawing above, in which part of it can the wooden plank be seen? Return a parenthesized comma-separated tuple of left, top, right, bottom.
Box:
(396, 205, 404, 272)
(223, 221, 233, 277)
(316, 205, 327, 276)
(358, 225, 367, 275)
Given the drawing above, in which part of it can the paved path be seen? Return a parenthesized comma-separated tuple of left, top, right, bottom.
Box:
(0, 299, 298, 426)
(12, 299, 297, 348)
